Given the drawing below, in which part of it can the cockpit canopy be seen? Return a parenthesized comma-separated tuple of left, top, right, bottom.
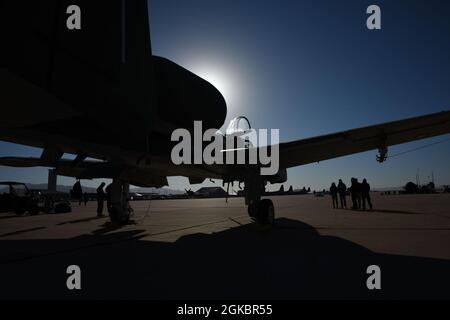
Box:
(226, 116, 252, 136)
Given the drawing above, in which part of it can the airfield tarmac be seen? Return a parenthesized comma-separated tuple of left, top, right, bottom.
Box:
(1, 193, 450, 299)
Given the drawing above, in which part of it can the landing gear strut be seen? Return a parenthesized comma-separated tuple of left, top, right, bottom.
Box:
(245, 175, 275, 226)
(248, 199, 275, 225)
(107, 179, 133, 224)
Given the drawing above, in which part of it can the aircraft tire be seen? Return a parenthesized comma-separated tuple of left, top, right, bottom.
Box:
(108, 205, 130, 225)
(29, 205, 39, 215)
(255, 199, 275, 225)
(247, 202, 257, 218)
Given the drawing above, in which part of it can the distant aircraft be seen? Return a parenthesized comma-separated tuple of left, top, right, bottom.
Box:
(1, 1, 450, 225)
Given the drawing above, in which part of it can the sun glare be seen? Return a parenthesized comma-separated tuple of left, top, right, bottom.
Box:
(191, 65, 233, 104)
(186, 58, 245, 121)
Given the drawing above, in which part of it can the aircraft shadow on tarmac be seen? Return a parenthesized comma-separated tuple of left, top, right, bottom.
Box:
(0, 218, 449, 299)
(338, 208, 421, 215)
(0, 213, 38, 220)
(0, 226, 47, 238)
(371, 209, 421, 215)
(56, 216, 106, 226)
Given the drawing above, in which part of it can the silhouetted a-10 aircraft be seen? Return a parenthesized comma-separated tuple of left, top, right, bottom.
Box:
(1, 1, 450, 225)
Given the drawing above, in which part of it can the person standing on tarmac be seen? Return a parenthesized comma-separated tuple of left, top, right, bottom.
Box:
(83, 192, 89, 206)
(350, 178, 360, 210)
(330, 182, 338, 209)
(337, 179, 347, 209)
(361, 178, 373, 210)
(96, 182, 106, 217)
(72, 179, 83, 206)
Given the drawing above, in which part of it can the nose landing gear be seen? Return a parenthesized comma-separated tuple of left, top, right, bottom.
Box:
(107, 179, 134, 225)
(245, 175, 275, 226)
(248, 198, 275, 225)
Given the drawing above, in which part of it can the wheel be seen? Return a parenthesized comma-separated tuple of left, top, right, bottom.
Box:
(29, 205, 40, 215)
(14, 209, 25, 216)
(255, 199, 275, 225)
(13, 200, 26, 215)
(247, 202, 257, 218)
(108, 205, 119, 223)
(109, 204, 131, 225)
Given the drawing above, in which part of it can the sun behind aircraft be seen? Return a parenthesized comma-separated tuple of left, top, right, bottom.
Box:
(1, 1, 450, 225)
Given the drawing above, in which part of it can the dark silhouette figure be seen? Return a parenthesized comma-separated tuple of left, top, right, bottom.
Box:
(43, 195, 55, 213)
(330, 182, 338, 209)
(72, 180, 83, 206)
(96, 182, 106, 217)
(350, 178, 361, 210)
(83, 192, 88, 206)
(357, 179, 362, 209)
(361, 179, 373, 210)
(105, 183, 113, 214)
(337, 179, 347, 209)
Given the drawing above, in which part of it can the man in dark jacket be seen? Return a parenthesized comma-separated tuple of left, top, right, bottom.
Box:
(72, 180, 83, 206)
(350, 178, 361, 210)
(361, 179, 373, 210)
(96, 182, 106, 217)
(330, 182, 338, 209)
(337, 179, 347, 209)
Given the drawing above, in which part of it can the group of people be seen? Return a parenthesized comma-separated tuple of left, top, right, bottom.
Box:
(329, 178, 373, 211)
(72, 180, 131, 222)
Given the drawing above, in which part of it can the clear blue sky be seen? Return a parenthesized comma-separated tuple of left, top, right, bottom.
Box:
(1, 0, 449, 191)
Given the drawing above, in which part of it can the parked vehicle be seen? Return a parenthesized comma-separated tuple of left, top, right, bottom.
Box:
(0, 181, 39, 215)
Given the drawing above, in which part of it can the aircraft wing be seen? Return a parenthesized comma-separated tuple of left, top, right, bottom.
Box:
(0, 157, 104, 177)
(0, 156, 167, 187)
(274, 111, 450, 169)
